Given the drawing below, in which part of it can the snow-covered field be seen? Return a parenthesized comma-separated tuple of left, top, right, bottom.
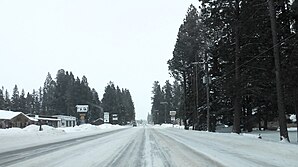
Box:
(1, 124, 298, 167)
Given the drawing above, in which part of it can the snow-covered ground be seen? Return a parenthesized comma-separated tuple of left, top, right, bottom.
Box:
(247, 129, 298, 142)
(0, 124, 125, 153)
(1, 124, 298, 166)
(156, 125, 298, 167)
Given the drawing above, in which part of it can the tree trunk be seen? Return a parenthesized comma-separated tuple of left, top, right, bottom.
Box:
(294, 88, 298, 143)
(258, 112, 262, 131)
(268, 0, 289, 142)
(295, 100, 298, 143)
(246, 98, 253, 132)
(264, 109, 268, 130)
(233, 0, 241, 134)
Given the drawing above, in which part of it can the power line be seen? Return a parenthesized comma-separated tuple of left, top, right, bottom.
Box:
(221, 33, 296, 78)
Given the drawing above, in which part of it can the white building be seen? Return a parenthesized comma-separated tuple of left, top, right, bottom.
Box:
(53, 115, 77, 127)
(27, 114, 77, 128)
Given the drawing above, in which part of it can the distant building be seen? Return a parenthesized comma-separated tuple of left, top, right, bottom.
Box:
(53, 115, 77, 127)
(0, 110, 37, 129)
(0, 110, 77, 129)
(27, 114, 77, 128)
(27, 114, 61, 128)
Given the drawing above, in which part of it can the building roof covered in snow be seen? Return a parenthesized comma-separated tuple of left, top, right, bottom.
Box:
(0, 110, 37, 121)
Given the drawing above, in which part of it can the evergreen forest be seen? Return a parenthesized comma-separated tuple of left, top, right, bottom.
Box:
(0, 69, 135, 125)
(151, 0, 298, 142)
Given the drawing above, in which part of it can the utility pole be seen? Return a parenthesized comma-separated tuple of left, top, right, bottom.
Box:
(181, 65, 188, 130)
(183, 71, 188, 129)
(192, 61, 199, 130)
(205, 53, 210, 132)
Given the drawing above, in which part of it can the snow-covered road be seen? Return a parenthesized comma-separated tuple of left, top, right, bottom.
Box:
(1, 125, 298, 167)
(0, 128, 127, 166)
(1, 126, 223, 167)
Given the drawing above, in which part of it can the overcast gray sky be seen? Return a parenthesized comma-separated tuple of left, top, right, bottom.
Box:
(0, 0, 199, 120)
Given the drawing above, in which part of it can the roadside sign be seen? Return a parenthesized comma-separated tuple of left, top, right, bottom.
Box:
(76, 105, 88, 124)
(104, 112, 109, 123)
(76, 105, 88, 113)
(112, 114, 118, 121)
(171, 116, 175, 121)
(170, 111, 176, 116)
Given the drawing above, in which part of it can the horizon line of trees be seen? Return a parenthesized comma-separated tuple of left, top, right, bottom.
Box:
(152, 1, 298, 142)
(151, 80, 183, 125)
(0, 69, 135, 124)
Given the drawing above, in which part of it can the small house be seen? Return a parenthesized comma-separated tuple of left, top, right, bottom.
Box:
(0, 110, 37, 129)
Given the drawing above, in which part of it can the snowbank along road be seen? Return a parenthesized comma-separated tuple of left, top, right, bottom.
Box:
(1, 125, 298, 167)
